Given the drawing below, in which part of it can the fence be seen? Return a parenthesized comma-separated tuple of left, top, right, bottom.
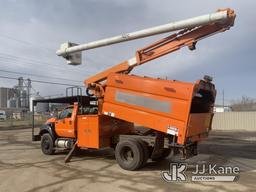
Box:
(0, 113, 47, 129)
(212, 111, 256, 131)
(1, 111, 256, 131)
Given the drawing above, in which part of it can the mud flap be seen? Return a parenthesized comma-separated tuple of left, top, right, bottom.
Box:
(180, 142, 198, 160)
(151, 132, 165, 159)
(64, 142, 79, 163)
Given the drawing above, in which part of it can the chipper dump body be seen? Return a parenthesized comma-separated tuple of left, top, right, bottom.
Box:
(103, 73, 215, 145)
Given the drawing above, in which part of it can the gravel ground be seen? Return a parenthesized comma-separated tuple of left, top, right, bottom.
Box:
(0, 128, 255, 192)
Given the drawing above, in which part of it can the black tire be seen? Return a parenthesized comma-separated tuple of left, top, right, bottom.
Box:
(41, 133, 55, 155)
(115, 139, 144, 171)
(136, 139, 149, 168)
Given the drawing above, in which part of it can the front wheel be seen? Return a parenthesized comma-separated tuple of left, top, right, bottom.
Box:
(41, 133, 55, 155)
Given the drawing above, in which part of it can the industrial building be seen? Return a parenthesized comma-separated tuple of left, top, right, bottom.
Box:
(0, 87, 16, 108)
(0, 77, 49, 118)
(0, 78, 29, 109)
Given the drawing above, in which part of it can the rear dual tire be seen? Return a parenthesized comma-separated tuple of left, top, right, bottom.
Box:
(115, 139, 149, 171)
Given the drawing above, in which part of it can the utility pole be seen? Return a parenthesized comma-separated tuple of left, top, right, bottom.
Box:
(222, 89, 225, 109)
(27, 78, 31, 111)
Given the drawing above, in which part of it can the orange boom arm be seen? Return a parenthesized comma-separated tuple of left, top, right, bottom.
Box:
(84, 9, 235, 87)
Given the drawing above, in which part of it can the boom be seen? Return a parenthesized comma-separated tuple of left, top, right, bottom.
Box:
(56, 8, 235, 97)
(85, 9, 235, 86)
(57, 9, 234, 57)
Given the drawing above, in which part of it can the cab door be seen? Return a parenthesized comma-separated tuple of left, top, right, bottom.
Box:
(55, 107, 75, 138)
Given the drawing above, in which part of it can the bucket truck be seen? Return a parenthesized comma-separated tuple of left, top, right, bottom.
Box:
(33, 8, 236, 170)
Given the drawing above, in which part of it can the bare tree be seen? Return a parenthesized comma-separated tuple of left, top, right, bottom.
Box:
(231, 96, 256, 111)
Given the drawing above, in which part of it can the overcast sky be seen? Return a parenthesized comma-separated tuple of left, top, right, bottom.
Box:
(0, 0, 255, 104)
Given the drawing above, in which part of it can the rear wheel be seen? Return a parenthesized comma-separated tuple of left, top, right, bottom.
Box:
(136, 139, 149, 167)
(41, 133, 55, 155)
(115, 139, 144, 171)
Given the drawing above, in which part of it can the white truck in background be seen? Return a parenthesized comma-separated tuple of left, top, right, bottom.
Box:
(0, 110, 7, 121)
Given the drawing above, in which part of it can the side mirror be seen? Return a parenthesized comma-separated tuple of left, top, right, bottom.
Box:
(67, 113, 72, 118)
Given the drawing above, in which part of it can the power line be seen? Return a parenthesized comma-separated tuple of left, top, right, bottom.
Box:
(0, 75, 82, 87)
(0, 41, 117, 72)
(0, 75, 17, 80)
(0, 50, 87, 72)
(0, 52, 101, 78)
(0, 34, 55, 53)
(0, 32, 122, 70)
(0, 53, 87, 75)
(0, 69, 81, 83)
(0, 33, 120, 64)
(0, 52, 87, 72)
(0, 53, 87, 74)
(0, 41, 118, 77)
(0, 34, 122, 82)
(32, 79, 82, 87)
